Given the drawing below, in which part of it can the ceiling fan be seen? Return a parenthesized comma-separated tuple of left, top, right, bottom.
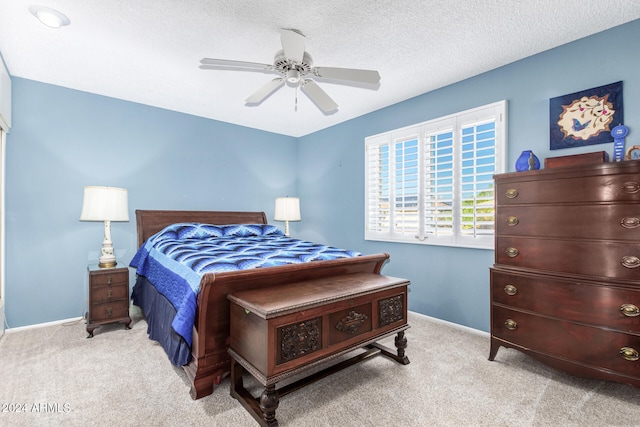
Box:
(199, 28, 381, 113)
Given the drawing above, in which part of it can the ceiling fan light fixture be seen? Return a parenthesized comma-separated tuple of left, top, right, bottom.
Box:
(29, 5, 70, 28)
(286, 69, 300, 84)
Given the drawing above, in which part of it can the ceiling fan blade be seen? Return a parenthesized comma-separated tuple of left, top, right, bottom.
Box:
(200, 58, 271, 71)
(301, 80, 338, 113)
(313, 67, 380, 84)
(280, 28, 306, 63)
(245, 78, 285, 104)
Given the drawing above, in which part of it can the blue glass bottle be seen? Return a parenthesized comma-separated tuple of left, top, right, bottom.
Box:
(515, 150, 540, 171)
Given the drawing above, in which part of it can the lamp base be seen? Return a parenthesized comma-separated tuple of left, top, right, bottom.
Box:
(98, 260, 117, 268)
(98, 238, 117, 268)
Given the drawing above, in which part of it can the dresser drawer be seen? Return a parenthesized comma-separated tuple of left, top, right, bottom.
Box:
(496, 236, 640, 280)
(89, 300, 129, 323)
(491, 269, 640, 331)
(492, 305, 640, 377)
(496, 204, 640, 241)
(90, 270, 128, 287)
(495, 171, 640, 205)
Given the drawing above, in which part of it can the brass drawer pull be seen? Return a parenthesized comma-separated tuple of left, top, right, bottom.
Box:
(621, 182, 640, 194)
(107, 276, 112, 285)
(620, 347, 639, 362)
(621, 256, 640, 269)
(506, 247, 519, 258)
(504, 284, 518, 296)
(504, 319, 517, 330)
(621, 217, 640, 229)
(505, 189, 519, 199)
(106, 308, 113, 317)
(506, 216, 519, 226)
(620, 304, 640, 317)
(107, 289, 112, 299)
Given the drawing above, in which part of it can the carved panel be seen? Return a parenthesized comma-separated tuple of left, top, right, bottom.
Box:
(278, 317, 321, 364)
(379, 294, 403, 326)
(335, 310, 368, 335)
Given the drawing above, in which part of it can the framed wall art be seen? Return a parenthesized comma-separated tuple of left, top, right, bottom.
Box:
(549, 81, 623, 150)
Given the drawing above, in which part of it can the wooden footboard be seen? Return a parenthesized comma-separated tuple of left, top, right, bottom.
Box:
(185, 252, 390, 399)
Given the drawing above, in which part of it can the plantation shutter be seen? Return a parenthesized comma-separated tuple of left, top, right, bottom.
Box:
(459, 120, 496, 238)
(422, 129, 455, 239)
(393, 137, 419, 237)
(365, 137, 391, 235)
(365, 100, 505, 249)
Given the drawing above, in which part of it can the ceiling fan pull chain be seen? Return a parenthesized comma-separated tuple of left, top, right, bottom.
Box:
(295, 85, 298, 112)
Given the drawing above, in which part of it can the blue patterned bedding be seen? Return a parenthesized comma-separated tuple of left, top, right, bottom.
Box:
(130, 223, 361, 347)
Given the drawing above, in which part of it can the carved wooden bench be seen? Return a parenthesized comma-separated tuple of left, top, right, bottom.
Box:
(227, 272, 410, 426)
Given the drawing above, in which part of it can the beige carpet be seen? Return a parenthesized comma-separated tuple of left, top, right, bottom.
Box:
(1, 310, 639, 427)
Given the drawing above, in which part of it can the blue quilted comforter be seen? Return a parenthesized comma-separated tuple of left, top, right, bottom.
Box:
(130, 223, 360, 346)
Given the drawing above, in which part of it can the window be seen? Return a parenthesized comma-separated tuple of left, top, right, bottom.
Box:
(365, 100, 506, 249)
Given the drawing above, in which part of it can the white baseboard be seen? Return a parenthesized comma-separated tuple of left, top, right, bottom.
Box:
(2, 310, 483, 338)
(5, 316, 83, 334)
(408, 310, 489, 337)
(6, 301, 136, 335)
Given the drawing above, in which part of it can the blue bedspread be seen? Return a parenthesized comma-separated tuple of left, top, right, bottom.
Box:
(130, 223, 360, 346)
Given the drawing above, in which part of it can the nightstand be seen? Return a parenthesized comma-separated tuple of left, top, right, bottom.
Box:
(86, 264, 131, 338)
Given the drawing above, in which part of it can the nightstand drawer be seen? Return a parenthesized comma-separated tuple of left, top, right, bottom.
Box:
(90, 271, 128, 287)
(90, 300, 129, 323)
(91, 284, 129, 303)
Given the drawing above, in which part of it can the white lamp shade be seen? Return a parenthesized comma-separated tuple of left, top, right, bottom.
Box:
(80, 186, 129, 221)
(274, 197, 301, 221)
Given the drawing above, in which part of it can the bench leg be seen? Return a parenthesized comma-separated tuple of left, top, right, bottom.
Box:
(395, 330, 409, 363)
(230, 358, 280, 427)
(368, 330, 410, 365)
(260, 385, 279, 426)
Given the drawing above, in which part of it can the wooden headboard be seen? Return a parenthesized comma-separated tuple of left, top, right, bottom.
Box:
(135, 210, 268, 247)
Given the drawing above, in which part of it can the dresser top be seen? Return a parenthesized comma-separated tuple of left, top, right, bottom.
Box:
(228, 273, 409, 319)
(495, 159, 640, 182)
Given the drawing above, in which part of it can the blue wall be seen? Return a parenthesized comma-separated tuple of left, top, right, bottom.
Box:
(5, 80, 297, 327)
(296, 19, 640, 331)
(4, 19, 639, 329)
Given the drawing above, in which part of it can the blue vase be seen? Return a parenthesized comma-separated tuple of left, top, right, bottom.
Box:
(515, 150, 540, 172)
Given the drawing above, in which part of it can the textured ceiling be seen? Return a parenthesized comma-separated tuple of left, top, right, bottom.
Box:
(1, 1, 639, 137)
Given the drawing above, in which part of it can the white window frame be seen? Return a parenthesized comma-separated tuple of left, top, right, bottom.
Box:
(365, 100, 507, 249)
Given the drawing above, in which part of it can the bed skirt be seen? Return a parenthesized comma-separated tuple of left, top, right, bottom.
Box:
(131, 275, 192, 366)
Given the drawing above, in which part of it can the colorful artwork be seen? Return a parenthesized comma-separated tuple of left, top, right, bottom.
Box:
(550, 81, 623, 150)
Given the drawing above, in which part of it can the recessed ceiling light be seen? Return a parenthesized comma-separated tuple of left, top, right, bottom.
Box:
(29, 5, 70, 28)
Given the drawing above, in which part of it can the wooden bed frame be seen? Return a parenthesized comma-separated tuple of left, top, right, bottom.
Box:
(135, 209, 391, 400)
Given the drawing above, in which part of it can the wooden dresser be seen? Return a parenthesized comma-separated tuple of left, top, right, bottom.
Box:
(489, 161, 640, 387)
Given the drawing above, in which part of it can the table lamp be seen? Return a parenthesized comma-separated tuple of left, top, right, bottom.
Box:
(80, 186, 129, 268)
(274, 197, 300, 237)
